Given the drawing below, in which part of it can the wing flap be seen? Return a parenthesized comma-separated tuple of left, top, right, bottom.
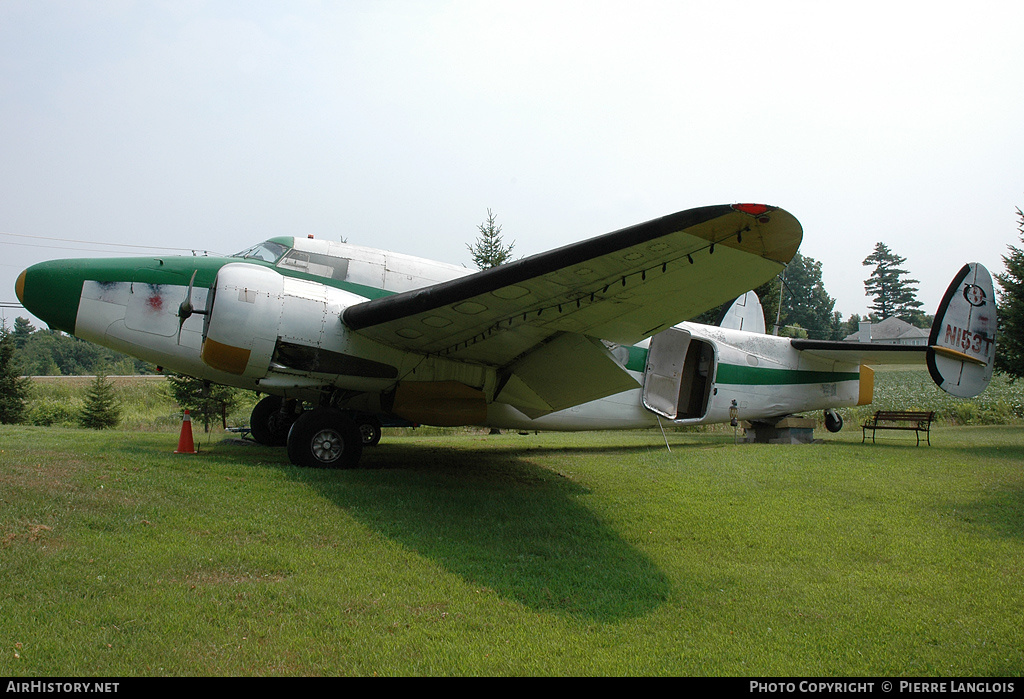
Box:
(494, 333, 641, 418)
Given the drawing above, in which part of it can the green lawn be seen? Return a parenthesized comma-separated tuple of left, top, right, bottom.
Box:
(1, 425, 1022, 676)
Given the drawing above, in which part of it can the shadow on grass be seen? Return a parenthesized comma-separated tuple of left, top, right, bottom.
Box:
(808, 438, 1024, 542)
(939, 444, 1024, 542)
(233, 438, 674, 622)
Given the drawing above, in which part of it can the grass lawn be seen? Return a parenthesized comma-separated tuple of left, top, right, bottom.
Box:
(1, 424, 1022, 676)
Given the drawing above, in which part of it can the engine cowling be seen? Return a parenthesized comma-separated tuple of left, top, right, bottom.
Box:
(201, 263, 285, 377)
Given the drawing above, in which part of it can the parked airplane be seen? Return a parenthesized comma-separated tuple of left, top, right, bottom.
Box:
(15, 204, 996, 468)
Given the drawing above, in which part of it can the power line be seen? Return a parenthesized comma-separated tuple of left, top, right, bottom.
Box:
(0, 231, 217, 255)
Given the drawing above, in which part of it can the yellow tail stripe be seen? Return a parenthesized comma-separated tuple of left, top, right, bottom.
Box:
(858, 365, 874, 406)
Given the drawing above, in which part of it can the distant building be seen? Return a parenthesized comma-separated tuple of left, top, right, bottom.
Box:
(844, 317, 930, 346)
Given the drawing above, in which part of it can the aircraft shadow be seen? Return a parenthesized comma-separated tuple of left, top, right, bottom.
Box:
(264, 440, 674, 622)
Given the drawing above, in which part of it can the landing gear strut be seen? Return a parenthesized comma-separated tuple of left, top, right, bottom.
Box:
(249, 396, 299, 446)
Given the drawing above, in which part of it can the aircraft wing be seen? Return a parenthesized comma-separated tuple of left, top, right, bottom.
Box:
(343, 204, 802, 368)
(789, 339, 927, 365)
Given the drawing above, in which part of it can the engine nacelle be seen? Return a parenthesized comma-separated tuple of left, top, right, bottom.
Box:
(201, 263, 285, 377)
(200, 262, 397, 390)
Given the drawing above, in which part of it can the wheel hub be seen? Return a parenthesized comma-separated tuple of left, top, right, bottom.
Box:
(310, 428, 345, 464)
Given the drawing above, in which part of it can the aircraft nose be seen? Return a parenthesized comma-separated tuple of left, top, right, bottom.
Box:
(15, 260, 86, 334)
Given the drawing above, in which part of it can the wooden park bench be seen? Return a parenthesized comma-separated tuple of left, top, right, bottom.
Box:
(861, 410, 935, 446)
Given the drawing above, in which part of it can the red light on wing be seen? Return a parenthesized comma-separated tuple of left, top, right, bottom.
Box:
(731, 203, 772, 216)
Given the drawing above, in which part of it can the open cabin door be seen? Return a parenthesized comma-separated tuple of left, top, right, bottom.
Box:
(642, 327, 715, 420)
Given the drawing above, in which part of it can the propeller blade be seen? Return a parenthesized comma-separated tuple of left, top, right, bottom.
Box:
(176, 270, 205, 345)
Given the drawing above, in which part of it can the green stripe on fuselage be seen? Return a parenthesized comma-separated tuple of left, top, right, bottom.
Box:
(715, 363, 859, 386)
(21, 255, 394, 334)
(621, 345, 856, 385)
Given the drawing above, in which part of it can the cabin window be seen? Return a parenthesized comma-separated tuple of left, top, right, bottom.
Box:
(276, 250, 350, 281)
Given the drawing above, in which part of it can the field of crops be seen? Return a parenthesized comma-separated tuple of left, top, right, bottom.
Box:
(849, 367, 1024, 426)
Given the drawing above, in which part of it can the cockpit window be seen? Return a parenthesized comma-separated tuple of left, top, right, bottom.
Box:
(233, 241, 289, 263)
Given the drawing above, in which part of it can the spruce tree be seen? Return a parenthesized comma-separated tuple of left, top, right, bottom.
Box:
(79, 372, 121, 429)
(862, 242, 923, 321)
(0, 322, 30, 424)
(12, 317, 34, 348)
(995, 207, 1024, 381)
(467, 209, 515, 270)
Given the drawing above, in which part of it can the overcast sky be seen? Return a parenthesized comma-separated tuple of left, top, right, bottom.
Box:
(2, 0, 1023, 333)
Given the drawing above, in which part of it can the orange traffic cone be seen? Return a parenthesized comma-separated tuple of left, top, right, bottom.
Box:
(174, 409, 198, 454)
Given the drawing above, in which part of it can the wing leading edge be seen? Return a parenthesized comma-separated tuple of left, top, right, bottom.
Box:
(343, 204, 803, 368)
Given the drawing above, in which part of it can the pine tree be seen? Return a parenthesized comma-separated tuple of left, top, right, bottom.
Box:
(165, 373, 243, 432)
(0, 322, 31, 424)
(79, 372, 121, 429)
(12, 317, 34, 349)
(862, 242, 923, 321)
(995, 206, 1024, 381)
(467, 209, 515, 270)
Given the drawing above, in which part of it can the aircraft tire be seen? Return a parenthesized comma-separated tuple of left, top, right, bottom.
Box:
(824, 410, 844, 433)
(357, 416, 382, 447)
(250, 396, 294, 447)
(286, 408, 363, 469)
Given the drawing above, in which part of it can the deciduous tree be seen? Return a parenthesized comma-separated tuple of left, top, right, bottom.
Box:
(692, 252, 843, 339)
(777, 253, 843, 339)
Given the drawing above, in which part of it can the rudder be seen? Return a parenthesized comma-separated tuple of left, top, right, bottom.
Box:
(927, 263, 997, 398)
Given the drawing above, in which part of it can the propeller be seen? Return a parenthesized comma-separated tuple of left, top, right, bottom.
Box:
(176, 270, 208, 344)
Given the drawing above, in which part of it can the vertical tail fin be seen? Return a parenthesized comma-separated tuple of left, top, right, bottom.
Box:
(927, 263, 997, 398)
(718, 290, 766, 334)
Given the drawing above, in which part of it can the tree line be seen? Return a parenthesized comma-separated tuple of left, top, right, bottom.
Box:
(5, 317, 152, 376)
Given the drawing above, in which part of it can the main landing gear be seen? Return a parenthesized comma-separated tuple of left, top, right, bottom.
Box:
(286, 407, 363, 469)
(248, 397, 383, 469)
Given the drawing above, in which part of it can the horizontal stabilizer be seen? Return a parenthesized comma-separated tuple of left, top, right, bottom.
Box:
(792, 262, 997, 400)
(790, 339, 926, 365)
